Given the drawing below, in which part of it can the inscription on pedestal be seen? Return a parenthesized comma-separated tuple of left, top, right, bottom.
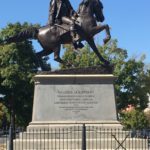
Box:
(55, 89, 97, 114)
(32, 75, 117, 122)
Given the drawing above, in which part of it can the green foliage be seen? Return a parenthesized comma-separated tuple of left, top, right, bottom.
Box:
(0, 103, 8, 127)
(0, 22, 50, 126)
(61, 44, 95, 68)
(120, 109, 149, 129)
(144, 108, 150, 127)
(0, 103, 4, 125)
(116, 58, 148, 109)
(144, 69, 150, 94)
(61, 40, 149, 110)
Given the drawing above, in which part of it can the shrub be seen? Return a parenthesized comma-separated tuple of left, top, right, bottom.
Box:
(120, 105, 149, 129)
(144, 108, 150, 127)
(0, 103, 8, 128)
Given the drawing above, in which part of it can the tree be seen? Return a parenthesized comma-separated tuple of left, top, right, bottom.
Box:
(120, 106, 149, 130)
(0, 103, 5, 126)
(61, 40, 149, 110)
(0, 22, 50, 126)
(144, 108, 150, 127)
(116, 57, 149, 110)
(0, 102, 8, 128)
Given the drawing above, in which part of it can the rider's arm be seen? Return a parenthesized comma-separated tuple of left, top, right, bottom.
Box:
(65, 0, 77, 17)
(48, 0, 57, 25)
(76, 3, 81, 16)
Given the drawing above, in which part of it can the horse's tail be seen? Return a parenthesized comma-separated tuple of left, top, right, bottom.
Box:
(3, 27, 39, 44)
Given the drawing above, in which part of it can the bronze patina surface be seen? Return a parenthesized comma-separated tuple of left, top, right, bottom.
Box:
(3, 0, 111, 70)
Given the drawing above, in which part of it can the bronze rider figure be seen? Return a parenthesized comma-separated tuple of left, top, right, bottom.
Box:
(48, 0, 84, 49)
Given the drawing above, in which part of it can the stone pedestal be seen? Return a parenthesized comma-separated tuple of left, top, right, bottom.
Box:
(28, 74, 121, 129)
(13, 74, 125, 150)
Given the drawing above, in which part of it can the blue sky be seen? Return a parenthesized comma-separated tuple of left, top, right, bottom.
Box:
(0, 0, 150, 68)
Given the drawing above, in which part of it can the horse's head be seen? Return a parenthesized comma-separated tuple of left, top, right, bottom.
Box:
(93, 0, 105, 22)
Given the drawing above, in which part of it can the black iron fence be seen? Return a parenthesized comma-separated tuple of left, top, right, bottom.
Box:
(0, 126, 150, 150)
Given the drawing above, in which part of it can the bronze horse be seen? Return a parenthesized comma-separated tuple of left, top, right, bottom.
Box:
(3, 0, 111, 69)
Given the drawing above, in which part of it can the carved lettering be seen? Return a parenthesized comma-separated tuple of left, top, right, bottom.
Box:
(54, 89, 98, 114)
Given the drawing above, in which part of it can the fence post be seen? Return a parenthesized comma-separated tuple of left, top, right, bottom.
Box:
(82, 124, 86, 150)
(148, 137, 150, 149)
(8, 124, 13, 150)
(8, 109, 14, 150)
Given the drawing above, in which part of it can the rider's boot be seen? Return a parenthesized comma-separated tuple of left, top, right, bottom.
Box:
(70, 24, 78, 50)
(62, 17, 84, 49)
(70, 25, 84, 49)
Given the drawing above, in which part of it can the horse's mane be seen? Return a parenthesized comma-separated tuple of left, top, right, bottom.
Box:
(80, 0, 89, 6)
(80, 0, 103, 8)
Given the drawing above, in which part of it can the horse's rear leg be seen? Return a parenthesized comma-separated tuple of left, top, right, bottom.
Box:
(54, 46, 72, 67)
(53, 46, 62, 62)
(36, 49, 53, 71)
(36, 49, 53, 58)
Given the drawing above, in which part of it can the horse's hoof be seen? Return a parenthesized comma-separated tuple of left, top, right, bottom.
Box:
(102, 62, 114, 71)
(103, 38, 110, 45)
(41, 66, 51, 71)
(101, 60, 110, 67)
(104, 60, 110, 66)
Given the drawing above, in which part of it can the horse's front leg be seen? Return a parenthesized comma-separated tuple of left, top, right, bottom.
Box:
(87, 38, 110, 66)
(92, 24, 111, 44)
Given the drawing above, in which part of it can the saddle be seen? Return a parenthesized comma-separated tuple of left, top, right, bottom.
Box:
(49, 23, 80, 41)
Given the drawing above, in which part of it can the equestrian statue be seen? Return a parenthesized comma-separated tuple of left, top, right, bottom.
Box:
(1, 0, 111, 70)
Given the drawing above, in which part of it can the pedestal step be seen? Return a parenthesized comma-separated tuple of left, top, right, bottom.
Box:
(13, 138, 149, 150)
